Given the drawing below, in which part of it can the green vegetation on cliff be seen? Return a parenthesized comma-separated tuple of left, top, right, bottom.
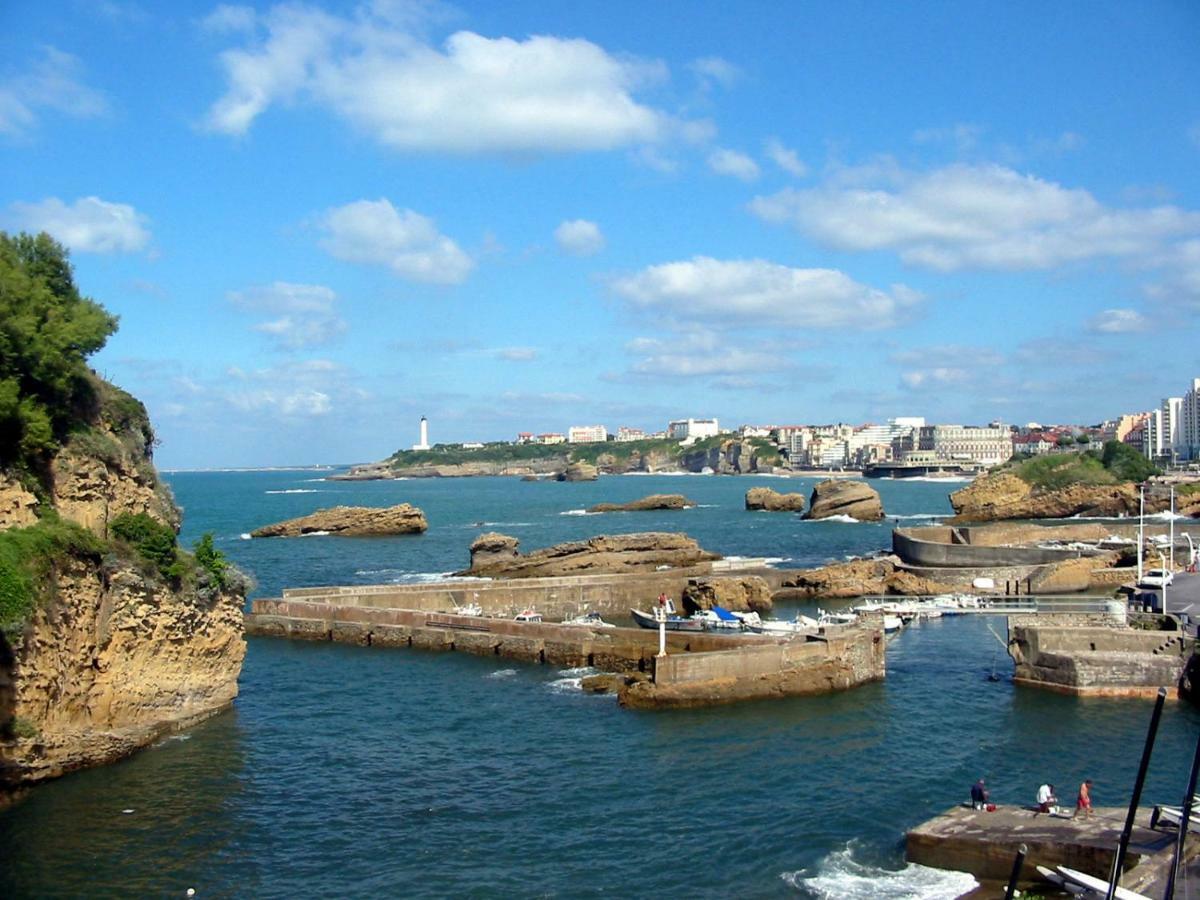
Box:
(0, 232, 119, 479)
(1003, 440, 1160, 489)
(389, 441, 567, 467)
(0, 516, 104, 641)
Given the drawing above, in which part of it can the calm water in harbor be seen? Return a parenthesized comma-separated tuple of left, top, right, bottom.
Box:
(2, 472, 1197, 898)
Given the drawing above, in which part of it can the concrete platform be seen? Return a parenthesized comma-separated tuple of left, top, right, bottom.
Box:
(907, 803, 1194, 895)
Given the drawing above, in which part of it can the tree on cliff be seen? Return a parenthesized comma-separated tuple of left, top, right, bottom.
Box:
(0, 232, 118, 472)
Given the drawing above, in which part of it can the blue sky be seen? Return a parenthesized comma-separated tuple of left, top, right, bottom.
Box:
(2, 0, 1198, 468)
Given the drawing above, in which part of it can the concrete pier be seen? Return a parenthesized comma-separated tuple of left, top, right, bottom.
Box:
(906, 804, 1195, 895)
(245, 578, 886, 708)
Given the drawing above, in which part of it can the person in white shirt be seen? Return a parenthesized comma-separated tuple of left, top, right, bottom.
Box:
(1036, 783, 1058, 813)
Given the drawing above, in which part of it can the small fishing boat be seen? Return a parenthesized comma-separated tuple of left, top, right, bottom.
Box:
(630, 607, 706, 632)
(560, 611, 615, 628)
(514, 609, 542, 623)
(748, 613, 819, 635)
(816, 609, 858, 627)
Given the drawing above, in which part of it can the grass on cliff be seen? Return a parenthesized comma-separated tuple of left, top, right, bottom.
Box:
(388, 441, 570, 468)
(0, 515, 104, 641)
(1002, 440, 1160, 489)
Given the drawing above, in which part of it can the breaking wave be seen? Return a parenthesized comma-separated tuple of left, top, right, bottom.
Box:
(780, 843, 977, 899)
(559, 509, 600, 516)
(808, 514, 861, 524)
(265, 488, 322, 494)
(486, 669, 517, 679)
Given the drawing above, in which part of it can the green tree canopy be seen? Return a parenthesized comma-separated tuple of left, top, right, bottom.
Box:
(1100, 439, 1159, 483)
(0, 232, 118, 469)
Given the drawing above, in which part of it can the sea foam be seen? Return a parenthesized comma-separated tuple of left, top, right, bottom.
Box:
(780, 843, 977, 899)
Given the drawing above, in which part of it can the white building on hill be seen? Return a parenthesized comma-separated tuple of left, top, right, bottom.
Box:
(568, 424, 608, 443)
(667, 418, 719, 441)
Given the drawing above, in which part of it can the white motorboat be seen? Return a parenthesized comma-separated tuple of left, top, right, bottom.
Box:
(454, 601, 483, 616)
(514, 609, 542, 623)
(560, 611, 615, 628)
(749, 613, 820, 635)
(816, 609, 858, 627)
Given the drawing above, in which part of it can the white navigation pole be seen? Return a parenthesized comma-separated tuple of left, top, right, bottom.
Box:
(1164, 484, 1174, 618)
(656, 593, 668, 658)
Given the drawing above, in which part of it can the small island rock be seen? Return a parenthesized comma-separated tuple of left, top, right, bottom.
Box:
(745, 486, 806, 512)
(460, 531, 720, 578)
(803, 479, 884, 521)
(588, 493, 695, 513)
(557, 462, 599, 482)
(682, 576, 773, 614)
(251, 503, 428, 537)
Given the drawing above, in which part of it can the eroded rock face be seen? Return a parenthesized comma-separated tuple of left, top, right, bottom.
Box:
(588, 494, 695, 513)
(557, 462, 598, 482)
(803, 479, 884, 521)
(2, 560, 245, 787)
(460, 531, 720, 578)
(779, 556, 950, 599)
(681, 576, 773, 614)
(745, 487, 806, 512)
(0, 476, 39, 529)
(251, 504, 428, 537)
(949, 473, 1143, 522)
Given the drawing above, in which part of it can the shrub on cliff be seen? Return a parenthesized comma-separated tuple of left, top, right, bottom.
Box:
(1100, 439, 1159, 483)
(0, 516, 104, 641)
(110, 512, 184, 583)
(0, 232, 119, 477)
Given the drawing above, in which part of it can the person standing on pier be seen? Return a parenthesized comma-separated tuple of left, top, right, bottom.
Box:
(1076, 779, 1093, 818)
(971, 778, 989, 810)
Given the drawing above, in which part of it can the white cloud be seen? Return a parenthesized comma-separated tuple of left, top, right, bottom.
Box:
(689, 56, 739, 91)
(554, 219, 605, 256)
(6, 195, 150, 253)
(224, 358, 351, 418)
(611, 256, 921, 330)
(0, 46, 108, 137)
(750, 162, 1200, 271)
(891, 344, 1003, 390)
(900, 367, 971, 389)
(912, 123, 984, 153)
(204, 5, 678, 153)
(707, 147, 760, 182)
(764, 138, 807, 177)
(318, 198, 473, 284)
(1087, 308, 1149, 334)
(624, 331, 776, 378)
(1145, 239, 1200, 312)
(201, 4, 258, 33)
(229, 281, 346, 350)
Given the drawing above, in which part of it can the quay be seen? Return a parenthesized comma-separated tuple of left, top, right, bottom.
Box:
(906, 804, 1198, 897)
(245, 575, 886, 709)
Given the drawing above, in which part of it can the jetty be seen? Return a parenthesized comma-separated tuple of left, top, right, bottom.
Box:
(245, 575, 886, 709)
(906, 804, 1197, 896)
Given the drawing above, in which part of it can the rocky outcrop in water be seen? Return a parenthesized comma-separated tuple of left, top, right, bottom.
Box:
(745, 487, 806, 512)
(777, 556, 950, 599)
(803, 480, 884, 521)
(557, 462, 599, 482)
(460, 531, 720, 578)
(251, 504, 428, 537)
(588, 494, 695, 513)
(681, 576, 773, 614)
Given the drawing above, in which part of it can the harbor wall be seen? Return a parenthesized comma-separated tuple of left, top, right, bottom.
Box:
(893, 526, 1099, 568)
(1007, 623, 1193, 698)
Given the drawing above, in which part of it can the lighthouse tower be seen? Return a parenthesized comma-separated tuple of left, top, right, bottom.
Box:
(412, 416, 430, 451)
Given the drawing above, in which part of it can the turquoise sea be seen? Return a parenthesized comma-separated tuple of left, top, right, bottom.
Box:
(2, 471, 1197, 898)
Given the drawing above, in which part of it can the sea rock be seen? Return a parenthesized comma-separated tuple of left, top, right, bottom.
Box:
(460, 531, 720, 578)
(778, 556, 950, 599)
(251, 504, 428, 537)
(588, 494, 695, 513)
(557, 462, 599, 482)
(803, 479, 884, 521)
(949, 472, 1142, 522)
(681, 576, 773, 615)
(745, 487, 806, 512)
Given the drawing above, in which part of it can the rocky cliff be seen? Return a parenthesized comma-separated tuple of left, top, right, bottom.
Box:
(803, 479, 885, 521)
(680, 439, 776, 474)
(459, 531, 720, 578)
(951, 472, 1141, 522)
(251, 503, 428, 537)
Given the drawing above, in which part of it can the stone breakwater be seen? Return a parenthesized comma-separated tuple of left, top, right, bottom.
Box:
(245, 576, 885, 709)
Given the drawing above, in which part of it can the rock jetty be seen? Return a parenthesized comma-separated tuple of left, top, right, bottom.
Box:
(588, 493, 695, 513)
(460, 531, 720, 578)
(803, 479, 884, 521)
(745, 486, 806, 512)
(251, 504, 428, 537)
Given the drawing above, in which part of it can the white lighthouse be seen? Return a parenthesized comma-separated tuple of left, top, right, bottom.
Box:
(412, 416, 430, 451)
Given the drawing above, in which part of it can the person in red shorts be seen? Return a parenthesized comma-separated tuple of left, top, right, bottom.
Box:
(1076, 779, 1093, 818)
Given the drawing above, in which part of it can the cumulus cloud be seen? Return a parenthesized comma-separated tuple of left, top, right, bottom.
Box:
(318, 198, 473, 283)
(554, 219, 605, 256)
(6, 195, 150, 253)
(689, 56, 739, 91)
(764, 138, 807, 177)
(611, 256, 921, 330)
(750, 162, 1200, 271)
(225, 358, 352, 418)
(1087, 308, 1149, 334)
(200, 3, 258, 33)
(707, 147, 760, 181)
(229, 281, 347, 350)
(203, 4, 678, 153)
(624, 331, 776, 378)
(1145, 239, 1200, 312)
(0, 46, 108, 137)
(891, 344, 1004, 390)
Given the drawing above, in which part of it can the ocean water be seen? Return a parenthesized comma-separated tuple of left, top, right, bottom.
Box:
(1, 471, 1197, 898)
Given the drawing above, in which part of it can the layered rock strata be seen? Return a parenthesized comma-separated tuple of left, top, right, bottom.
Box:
(803, 479, 885, 521)
(251, 503, 428, 537)
(745, 487, 806, 512)
(778, 556, 952, 599)
(460, 531, 720, 578)
(588, 494, 695, 513)
(681, 576, 773, 614)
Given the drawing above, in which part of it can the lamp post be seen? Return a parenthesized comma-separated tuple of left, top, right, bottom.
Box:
(1137, 485, 1145, 584)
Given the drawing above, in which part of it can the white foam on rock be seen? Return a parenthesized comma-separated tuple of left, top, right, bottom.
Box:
(780, 843, 977, 899)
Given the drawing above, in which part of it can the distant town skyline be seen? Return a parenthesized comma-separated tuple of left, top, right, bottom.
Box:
(2, 1, 1198, 468)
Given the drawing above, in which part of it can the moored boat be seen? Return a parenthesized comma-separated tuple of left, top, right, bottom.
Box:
(630, 607, 706, 632)
(560, 611, 615, 628)
(748, 613, 820, 635)
(514, 609, 543, 623)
